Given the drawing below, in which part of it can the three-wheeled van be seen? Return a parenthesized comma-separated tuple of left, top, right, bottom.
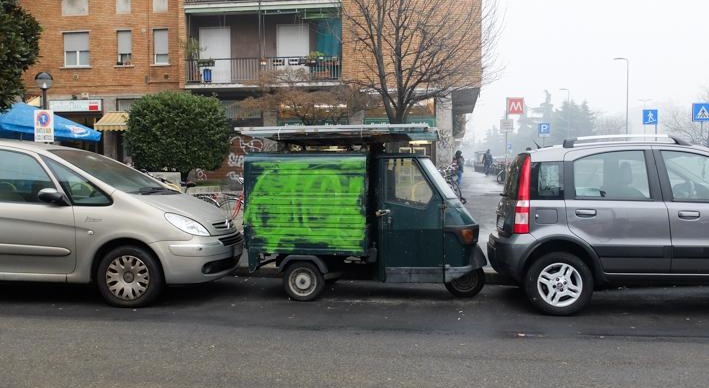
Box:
(237, 125, 485, 300)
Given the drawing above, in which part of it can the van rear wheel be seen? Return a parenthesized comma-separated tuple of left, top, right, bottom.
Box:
(445, 268, 485, 297)
(283, 262, 325, 301)
(524, 252, 593, 315)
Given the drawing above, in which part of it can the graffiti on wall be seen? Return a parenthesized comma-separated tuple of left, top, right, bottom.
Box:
(197, 135, 276, 187)
(436, 127, 455, 168)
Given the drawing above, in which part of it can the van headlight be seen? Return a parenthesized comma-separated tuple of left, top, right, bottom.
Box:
(165, 213, 210, 236)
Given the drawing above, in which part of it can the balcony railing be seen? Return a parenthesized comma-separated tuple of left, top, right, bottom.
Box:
(186, 57, 341, 85)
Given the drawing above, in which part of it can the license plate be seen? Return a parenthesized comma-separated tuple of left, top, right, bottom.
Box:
(496, 215, 504, 230)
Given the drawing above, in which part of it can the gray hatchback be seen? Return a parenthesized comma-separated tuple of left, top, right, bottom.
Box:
(0, 139, 243, 307)
(488, 135, 709, 315)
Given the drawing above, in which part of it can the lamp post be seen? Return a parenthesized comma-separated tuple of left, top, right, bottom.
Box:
(34, 72, 53, 109)
(613, 57, 629, 134)
(638, 98, 651, 135)
(560, 88, 571, 137)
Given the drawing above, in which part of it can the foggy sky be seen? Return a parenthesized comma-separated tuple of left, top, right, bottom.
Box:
(469, 0, 709, 142)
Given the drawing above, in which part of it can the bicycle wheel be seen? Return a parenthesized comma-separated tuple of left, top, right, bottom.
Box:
(220, 192, 244, 218)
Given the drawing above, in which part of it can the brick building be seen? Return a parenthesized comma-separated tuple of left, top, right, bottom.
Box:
(20, 0, 481, 186)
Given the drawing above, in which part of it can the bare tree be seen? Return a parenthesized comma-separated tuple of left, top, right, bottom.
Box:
(664, 89, 709, 146)
(237, 67, 374, 125)
(593, 113, 625, 136)
(342, 0, 501, 123)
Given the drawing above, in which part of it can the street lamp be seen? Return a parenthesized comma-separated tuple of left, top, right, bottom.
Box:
(34, 72, 53, 109)
(613, 57, 629, 134)
(560, 88, 571, 136)
(638, 98, 651, 135)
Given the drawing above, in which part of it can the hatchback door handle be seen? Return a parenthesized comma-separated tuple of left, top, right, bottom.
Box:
(678, 210, 700, 219)
(575, 209, 597, 217)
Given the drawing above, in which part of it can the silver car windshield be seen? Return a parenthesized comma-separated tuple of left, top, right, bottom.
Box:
(49, 149, 172, 194)
(419, 158, 458, 199)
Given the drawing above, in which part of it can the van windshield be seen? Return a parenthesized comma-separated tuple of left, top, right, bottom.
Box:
(419, 158, 458, 199)
(49, 149, 171, 194)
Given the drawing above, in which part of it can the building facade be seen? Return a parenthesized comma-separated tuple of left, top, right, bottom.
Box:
(21, 0, 481, 185)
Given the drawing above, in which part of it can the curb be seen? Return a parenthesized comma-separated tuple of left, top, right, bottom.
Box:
(233, 262, 512, 286)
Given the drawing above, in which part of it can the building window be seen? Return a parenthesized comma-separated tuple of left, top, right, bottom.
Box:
(64, 32, 90, 67)
(153, 29, 169, 65)
(116, 0, 131, 14)
(62, 0, 88, 16)
(117, 30, 132, 65)
(153, 0, 167, 12)
(117, 99, 137, 111)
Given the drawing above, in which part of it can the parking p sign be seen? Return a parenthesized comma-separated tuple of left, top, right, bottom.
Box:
(538, 123, 550, 137)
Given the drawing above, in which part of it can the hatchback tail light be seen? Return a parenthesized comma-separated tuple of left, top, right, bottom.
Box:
(513, 156, 531, 234)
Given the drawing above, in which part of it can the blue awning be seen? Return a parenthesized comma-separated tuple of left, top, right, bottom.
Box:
(0, 102, 102, 142)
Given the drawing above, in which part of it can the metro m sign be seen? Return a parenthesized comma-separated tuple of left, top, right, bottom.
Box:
(507, 97, 525, 115)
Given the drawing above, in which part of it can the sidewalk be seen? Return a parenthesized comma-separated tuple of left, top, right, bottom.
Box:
(231, 168, 510, 285)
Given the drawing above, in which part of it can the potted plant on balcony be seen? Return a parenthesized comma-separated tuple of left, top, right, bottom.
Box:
(197, 58, 215, 67)
(181, 37, 205, 83)
(305, 51, 325, 66)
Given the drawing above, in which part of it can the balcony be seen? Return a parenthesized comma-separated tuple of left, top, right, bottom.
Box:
(185, 56, 341, 86)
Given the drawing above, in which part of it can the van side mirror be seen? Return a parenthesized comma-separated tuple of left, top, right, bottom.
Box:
(38, 188, 70, 206)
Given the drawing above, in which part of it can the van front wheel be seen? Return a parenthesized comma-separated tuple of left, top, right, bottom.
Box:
(283, 262, 325, 301)
(524, 252, 593, 315)
(445, 268, 485, 297)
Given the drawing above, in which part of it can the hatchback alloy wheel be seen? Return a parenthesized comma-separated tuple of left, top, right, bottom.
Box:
(524, 252, 593, 316)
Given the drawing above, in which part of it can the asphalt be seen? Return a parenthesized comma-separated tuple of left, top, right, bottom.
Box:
(232, 168, 510, 285)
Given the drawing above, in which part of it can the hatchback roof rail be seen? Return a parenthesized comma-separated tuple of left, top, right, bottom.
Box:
(563, 134, 691, 148)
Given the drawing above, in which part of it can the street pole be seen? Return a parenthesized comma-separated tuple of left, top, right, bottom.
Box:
(638, 98, 651, 135)
(34, 72, 53, 110)
(614, 57, 629, 135)
(560, 88, 570, 138)
(504, 108, 508, 166)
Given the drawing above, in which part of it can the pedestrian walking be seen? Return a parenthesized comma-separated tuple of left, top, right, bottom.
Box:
(453, 150, 464, 185)
(482, 149, 493, 176)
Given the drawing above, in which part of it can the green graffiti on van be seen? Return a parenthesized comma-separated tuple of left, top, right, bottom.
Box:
(244, 154, 368, 255)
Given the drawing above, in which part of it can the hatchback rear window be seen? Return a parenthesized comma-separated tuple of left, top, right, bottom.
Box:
(502, 154, 526, 198)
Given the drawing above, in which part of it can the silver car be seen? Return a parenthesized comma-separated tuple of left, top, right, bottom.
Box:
(488, 135, 709, 315)
(0, 139, 243, 307)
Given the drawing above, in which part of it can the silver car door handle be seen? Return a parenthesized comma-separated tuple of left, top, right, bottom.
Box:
(575, 209, 597, 217)
(678, 210, 700, 219)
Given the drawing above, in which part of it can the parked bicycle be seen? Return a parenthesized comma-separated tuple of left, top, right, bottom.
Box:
(494, 162, 508, 184)
(438, 164, 467, 204)
(192, 176, 245, 220)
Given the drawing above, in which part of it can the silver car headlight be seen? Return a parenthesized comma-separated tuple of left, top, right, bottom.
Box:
(165, 213, 210, 236)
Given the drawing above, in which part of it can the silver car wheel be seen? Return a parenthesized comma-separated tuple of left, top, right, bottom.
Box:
(536, 262, 582, 308)
(105, 255, 150, 301)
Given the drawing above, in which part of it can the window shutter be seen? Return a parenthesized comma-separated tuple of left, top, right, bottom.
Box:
(64, 32, 89, 51)
(154, 29, 168, 54)
(117, 31, 131, 54)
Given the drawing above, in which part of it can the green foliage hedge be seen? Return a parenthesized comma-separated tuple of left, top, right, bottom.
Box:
(0, 0, 41, 112)
(126, 91, 231, 179)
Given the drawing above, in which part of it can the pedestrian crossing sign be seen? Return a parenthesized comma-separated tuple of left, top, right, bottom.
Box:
(642, 109, 658, 125)
(692, 103, 709, 122)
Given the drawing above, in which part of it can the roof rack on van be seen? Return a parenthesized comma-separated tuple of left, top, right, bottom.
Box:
(562, 134, 691, 148)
